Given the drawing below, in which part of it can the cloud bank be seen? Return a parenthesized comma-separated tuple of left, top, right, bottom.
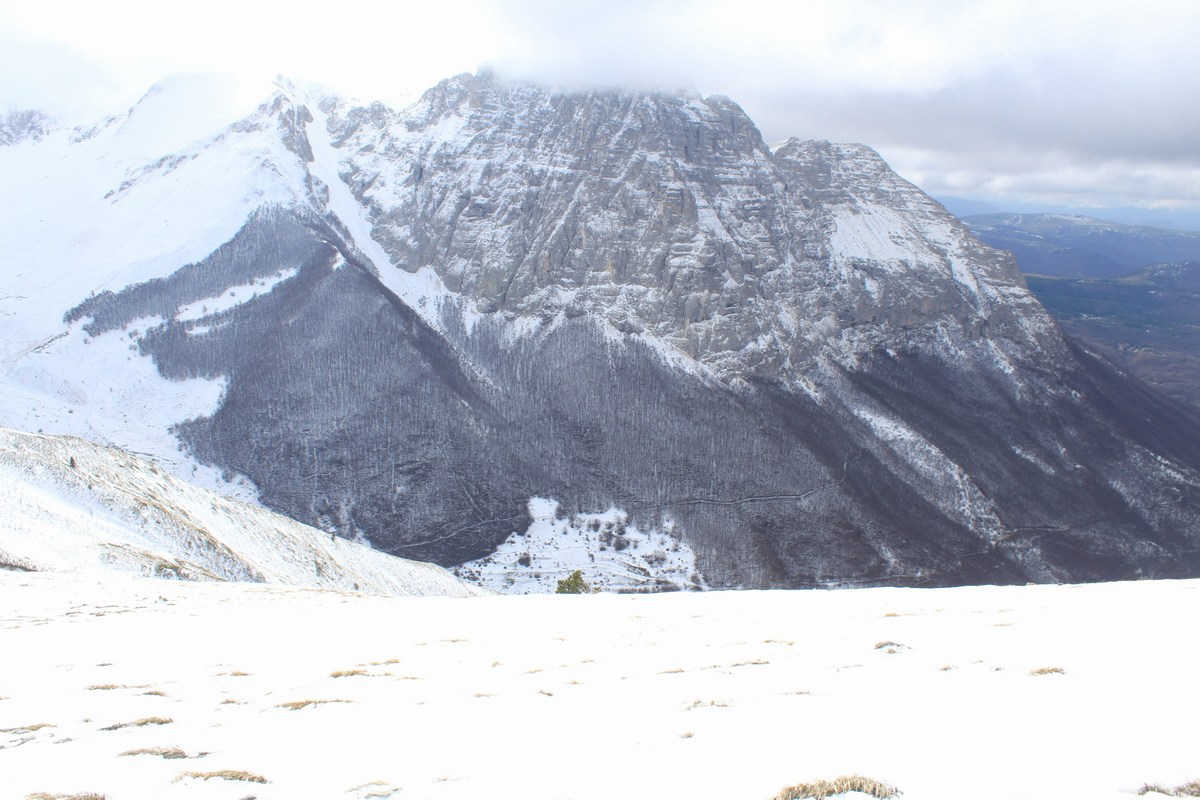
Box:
(3, 0, 1197, 220)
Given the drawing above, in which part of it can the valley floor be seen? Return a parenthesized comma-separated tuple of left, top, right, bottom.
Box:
(1, 573, 1197, 800)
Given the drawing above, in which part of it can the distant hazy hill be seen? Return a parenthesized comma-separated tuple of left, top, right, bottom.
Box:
(963, 213, 1200, 277)
(932, 195, 1001, 218)
(1026, 262, 1200, 412)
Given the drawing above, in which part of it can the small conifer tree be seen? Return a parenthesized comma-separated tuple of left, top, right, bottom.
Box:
(555, 569, 591, 594)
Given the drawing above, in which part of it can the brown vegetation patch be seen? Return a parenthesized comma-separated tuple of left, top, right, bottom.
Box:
(2, 723, 55, 733)
(100, 717, 172, 730)
(275, 699, 354, 711)
(774, 775, 901, 799)
(120, 746, 196, 759)
(1029, 666, 1066, 676)
(174, 770, 268, 784)
(1139, 780, 1200, 797)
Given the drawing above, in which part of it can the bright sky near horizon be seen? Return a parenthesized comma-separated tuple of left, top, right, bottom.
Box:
(2, 0, 1198, 224)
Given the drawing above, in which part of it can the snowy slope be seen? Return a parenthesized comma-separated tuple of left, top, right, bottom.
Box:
(0, 74, 315, 497)
(0, 427, 484, 597)
(2, 571, 1197, 799)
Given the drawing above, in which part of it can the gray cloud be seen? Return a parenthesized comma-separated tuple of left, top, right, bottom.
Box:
(3, 0, 1197, 219)
(0, 33, 126, 119)
(476, 0, 1200, 218)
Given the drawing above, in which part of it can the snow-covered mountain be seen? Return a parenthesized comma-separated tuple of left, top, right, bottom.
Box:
(0, 427, 483, 597)
(4, 71, 1200, 590)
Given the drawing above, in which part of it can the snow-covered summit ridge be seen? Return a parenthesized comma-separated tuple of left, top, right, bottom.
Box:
(0, 427, 485, 597)
(107, 73, 280, 157)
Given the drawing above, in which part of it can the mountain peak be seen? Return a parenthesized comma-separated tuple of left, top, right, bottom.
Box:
(5, 72, 1200, 590)
(111, 72, 279, 157)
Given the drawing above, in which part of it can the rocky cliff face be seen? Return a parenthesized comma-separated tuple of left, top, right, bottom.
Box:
(6, 73, 1200, 589)
(331, 74, 1056, 380)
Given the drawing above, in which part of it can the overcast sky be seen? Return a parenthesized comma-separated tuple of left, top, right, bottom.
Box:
(3, 0, 1198, 226)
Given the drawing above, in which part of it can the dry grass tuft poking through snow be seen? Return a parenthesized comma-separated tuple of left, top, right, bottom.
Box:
(173, 769, 269, 784)
(1029, 666, 1066, 676)
(119, 746, 199, 759)
(774, 775, 901, 799)
(99, 716, 172, 731)
(1139, 780, 1200, 797)
(330, 669, 368, 678)
(275, 699, 355, 710)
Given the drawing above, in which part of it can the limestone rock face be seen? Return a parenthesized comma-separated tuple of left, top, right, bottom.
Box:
(7, 73, 1200, 589)
(328, 75, 1064, 389)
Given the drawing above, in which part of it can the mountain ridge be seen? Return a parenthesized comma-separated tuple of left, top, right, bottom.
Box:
(3, 72, 1200, 589)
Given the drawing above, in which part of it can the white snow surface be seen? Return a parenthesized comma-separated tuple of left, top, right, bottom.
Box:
(2, 571, 1196, 799)
(0, 427, 483, 598)
(174, 268, 299, 322)
(455, 497, 703, 593)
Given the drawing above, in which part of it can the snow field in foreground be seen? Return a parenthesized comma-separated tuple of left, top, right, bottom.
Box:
(2, 573, 1197, 799)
